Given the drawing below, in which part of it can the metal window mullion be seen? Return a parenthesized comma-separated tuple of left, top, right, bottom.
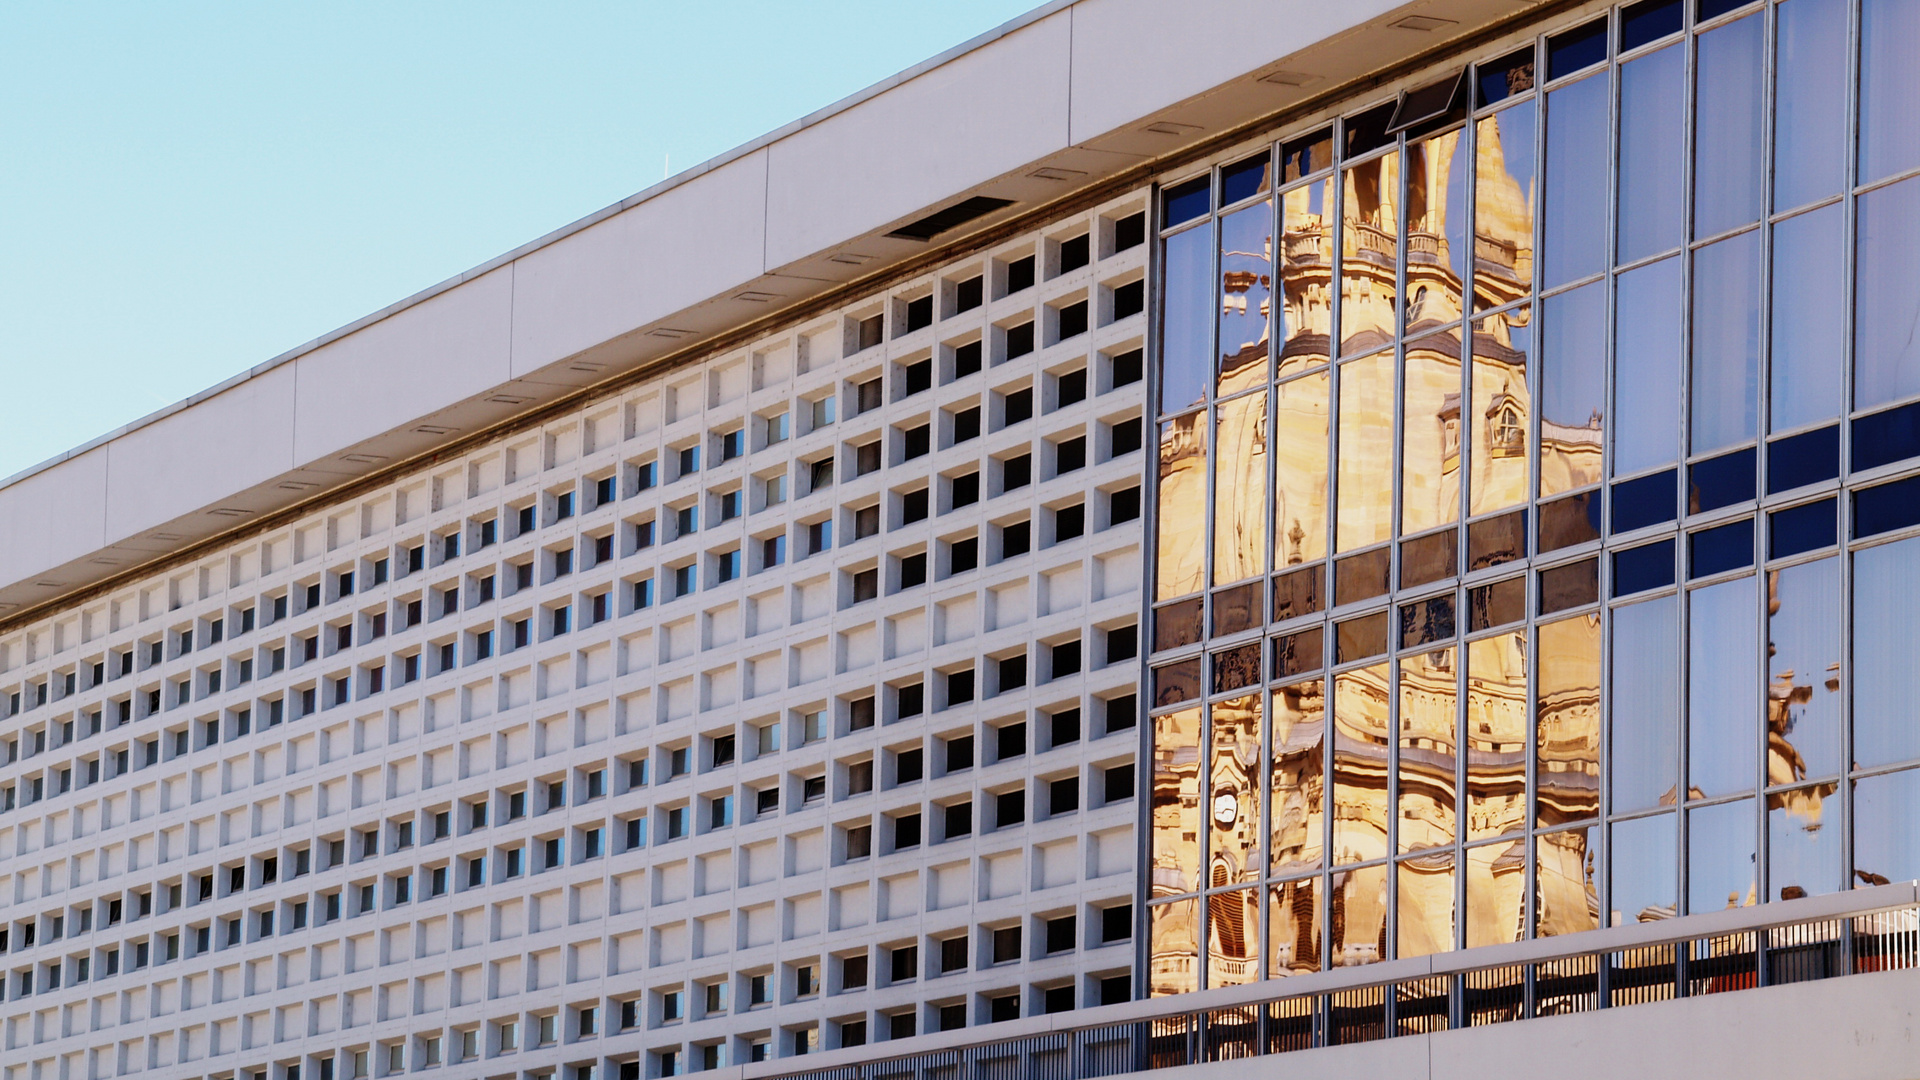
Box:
(1254, 161, 1280, 990)
(1523, 24, 1552, 945)
(1134, 181, 1167, 1002)
(1837, 0, 1865, 905)
(1320, 114, 1349, 977)
(1453, 109, 1481, 956)
(1384, 134, 1414, 963)
(1748, 0, 1783, 946)
(1670, 1, 1701, 930)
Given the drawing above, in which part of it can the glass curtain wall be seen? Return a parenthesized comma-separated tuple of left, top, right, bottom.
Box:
(1147, 0, 1920, 992)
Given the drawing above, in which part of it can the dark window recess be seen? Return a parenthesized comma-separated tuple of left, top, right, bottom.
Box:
(1110, 486, 1142, 524)
(996, 721, 1027, 761)
(1221, 152, 1271, 204)
(1343, 101, 1396, 158)
(1048, 778, 1079, 815)
(853, 569, 880, 603)
(946, 668, 975, 706)
(1688, 448, 1755, 513)
(1334, 548, 1391, 606)
(1111, 417, 1143, 455)
(1467, 577, 1527, 631)
(1054, 504, 1085, 541)
(1620, 0, 1683, 51)
(1855, 475, 1920, 539)
(903, 359, 933, 395)
(1058, 233, 1091, 274)
(856, 441, 882, 475)
(1058, 368, 1088, 406)
(902, 425, 932, 461)
(1055, 437, 1087, 474)
(1114, 212, 1146, 252)
(1000, 519, 1032, 557)
(1006, 255, 1036, 294)
(1547, 17, 1609, 80)
(1770, 498, 1838, 559)
(995, 790, 1026, 828)
(1112, 279, 1146, 321)
(1005, 387, 1034, 424)
(887, 196, 1012, 242)
(896, 748, 924, 783)
(1273, 626, 1323, 678)
(893, 813, 922, 849)
(1768, 426, 1841, 492)
(1538, 558, 1600, 614)
(1689, 519, 1755, 578)
(1056, 301, 1089, 340)
(1476, 46, 1536, 109)
(904, 296, 934, 334)
(1044, 915, 1077, 953)
(898, 682, 925, 718)
(1006, 322, 1036, 359)
(950, 536, 979, 573)
(857, 378, 884, 413)
(1539, 491, 1602, 551)
(955, 276, 985, 313)
(1050, 708, 1081, 746)
(1853, 402, 1920, 472)
(997, 654, 1027, 692)
(951, 472, 981, 508)
(902, 488, 930, 524)
(1162, 176, 1210, 229)
(1106, 624, 1138, 664)
(953, 406, 982, 443)
(1107, 693, 1137, 732)
(945, 733, 974, 771)
(1612, 540, 1677, 597)
(1003, 455, 1032, 491)
(1112, 348, 1144, 386)
(1612, 470, 1677, 533)
(900, 553, 928, 589)
(954, 340, 984, 379)
(1102, 904, 1134, 943)
(1051, 640, 1082, 679)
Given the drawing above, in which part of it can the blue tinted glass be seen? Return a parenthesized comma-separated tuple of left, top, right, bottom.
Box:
(1853, 402, 1920, 472)
(1698, 0, 1755, 17)
(1769, 499, 1837, 558)
(1855, 769, 1920, 886)
(1163, 177, 1211, 229)
(1770, 204, 1846, 431)
(1688, 576, 1760, 797)
(1860, 0, 1920, 185)
(1687, 798, 1756, 914)
(1612, 469, 1677, 533)
(1688, 448, 1755, 513)
(1221, 155, 1271, 206)
(1618, 46, 1686, 263)
(1614, 257, 1683, 474)
(1773, 0, 1848, 211)
(1854, 475, 1920, 540)
(1620, 0, 1682, 50)
(1611, 813, 1676, 925)
(1856, 178, 1920, 411)
(1279, 129, 1332, 181)
(1766, 557, 1841, 781)
(1767, 426, 1840, 493)
(1689, 519, 1755, 578)
(1693, 14, 1766, 238)
(1344, 102, 1396, 158)
(1613, 539, 1677, 596)
(1477, 46, 1536, 107)
(1541, 281, 1608, 495)
(1691, 230, 1762, 453)
(1612, 596, 1679, 811)
(1543, 74, 1611, 288)
(1159, 226, 1212, 414)
(1853, 537, 1920, 768)
(1547, 19, 1608, 80)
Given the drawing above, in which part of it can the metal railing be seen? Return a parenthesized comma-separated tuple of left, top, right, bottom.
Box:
(736, 884, 1920, 1080)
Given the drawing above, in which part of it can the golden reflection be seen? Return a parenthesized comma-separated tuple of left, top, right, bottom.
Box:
(1467, 631, 1529, 841)
(1152, 707, 1203, 897)
(1331, 863, 1388, 966)
(1269, 878, 1324, 976)
(1273, 372, 1330, 567)
(1401, 329, 1465, 535)
(1536, 614, 1601, 828)
(1473, 102, 1536, 313)
(1766, 559, 1842, 785)
(1398, 647, 1459, 853)
(1465, 840, 1526, 947)
(1218, 202, 1274, 396)
(1271, 680, 1326, 875)
(1333, 665, 1391, 866)
(1339, 153, 1402, 355)
(1470, 305, 1534, 516)
(1156, 414, 1207, 600)
(1209, 695, 1263, 886)
(1535, 826, 1600, 936)
(1397, 855, 1456, 958)
(1149, 897, 1199, 996)
(1206, 886, 1261, 987)
(1405, 128, 1469, 330)
(1279, 175, 1336, 378)
(1336, 351, 1395, 551)
(1213, 392, 1268, 585)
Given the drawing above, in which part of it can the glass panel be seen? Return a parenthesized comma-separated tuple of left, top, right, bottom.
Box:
(1473, 102, 1536, 312)
(1612, 468, 1678, 532)
(1543, 72, 1610, 288)
(1467, 631, 1529, 841)
(1156, 413, 1208, 601)
(1465, 840, 1527, 947)
(1692, 15, 1765, 238)
(1611, 812, 1677, 925)
(1161, 225, 1213, 414)
(1336, 351, 1396, 550)
(1689, 448, 1756, 512)
(1768, 426, 1842, 494)
(1212, 581, 1262, 638)
(1209, 695, 1263, 887)
(1539, 557, 1600, 614)
(1154, 660, 1203, 707)
(1613, 256, 1683, 475)
(1339, 153, 1401, 355)
(1535, 824, 1600, 936)
(1539, 491, 1603, 551)
(1278, 175, 1336, 378)
(1206, 886, 1261, 988)
(1336, 611, 1390, 663)
(1212, 391, 1268, 585)
(1773, 0, 1848, 211)
(1218, 203, 1273, 395)
(1688, 576, 1761, 798)
(1274, 626, 1324, 680)
(1405, 128, 1470, 330)
(1397, 856, 1456, 958)
(1468, 575, 1527, 629)
(1401, 329, 1465, 535)
(1470, 305, 1533, 514)
(1688, 798, 1757, 913)
(1769, 497, 1838, 557)
(1769, 203, 1846, 432)
(1859, 0, 1920, 185)
(1400, 530, 1458, 589)
(1853, 536, 1920, 768)
(1536, 613, 1602, 827)
(1148, 898, 1200, 996)
(1273, 373, 1330, 568)
(1539, 281, 1606, 496)
(1152, 707, 1204, 895)
(1332, 664, 1392, 866)
(1690, 229, 1762, 454)
(1617, 44, 1686, 263)
(1767, 558, 1841, 783)
(1398, 647, 1459, 854)
(1853, 767, 1920, 887)
(1272, 565, 1324, 624)
(1335, 548, 1391, 606)
(1270, 681, 1327, 875)
(1154, 597, 1204, 652)
(1329, 864, 1388, 967)
(1612, 596, 1680, 813)
(1268, 878, 1323, 976)
(1855, 176, 1920, 412)
(1768, 782, 1840, 900)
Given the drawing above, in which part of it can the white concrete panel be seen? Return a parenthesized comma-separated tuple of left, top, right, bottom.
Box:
(509, 150, 770, 374)
(290, 265, 513, 463)
(0, 448, 106, 591)
(102, 362, 297, 540)
(763, 9, 1072, 269)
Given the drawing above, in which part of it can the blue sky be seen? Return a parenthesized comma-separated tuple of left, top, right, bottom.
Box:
(0, 1, 1038, 480)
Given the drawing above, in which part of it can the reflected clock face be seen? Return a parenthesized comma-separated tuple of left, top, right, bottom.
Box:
(1212, 791, 1239, 826)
